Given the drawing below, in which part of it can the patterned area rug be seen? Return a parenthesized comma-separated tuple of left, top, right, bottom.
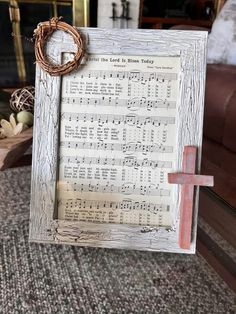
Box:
(0, 167, 235, 314)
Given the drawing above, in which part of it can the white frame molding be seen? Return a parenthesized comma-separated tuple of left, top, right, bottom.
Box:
(29, 28, 207, 253)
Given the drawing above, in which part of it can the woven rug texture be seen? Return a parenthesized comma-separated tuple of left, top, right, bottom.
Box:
(0, 167, 235, 314)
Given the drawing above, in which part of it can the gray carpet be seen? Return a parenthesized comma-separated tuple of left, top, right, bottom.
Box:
(0, 167, 235, 314)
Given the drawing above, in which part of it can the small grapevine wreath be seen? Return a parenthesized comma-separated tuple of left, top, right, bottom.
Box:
(34, 17, 84, 76)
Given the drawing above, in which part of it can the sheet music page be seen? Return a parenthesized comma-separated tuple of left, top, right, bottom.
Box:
(57, 54, 180, 227)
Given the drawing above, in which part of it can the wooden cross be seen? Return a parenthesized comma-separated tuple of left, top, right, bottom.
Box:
(168, 146, 214, 250)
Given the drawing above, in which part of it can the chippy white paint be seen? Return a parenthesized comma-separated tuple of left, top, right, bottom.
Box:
(29, 28, 207, 254)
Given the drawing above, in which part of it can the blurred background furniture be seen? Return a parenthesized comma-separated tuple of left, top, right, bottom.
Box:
(140, 0, 226, 29)
(97, 0, 140, 29)
(0, 0, 226, 88)
(202, 64, 236, 209)
(0, 0, 96, 88)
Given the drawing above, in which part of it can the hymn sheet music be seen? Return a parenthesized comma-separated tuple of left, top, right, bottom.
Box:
(57, 54, 180, 227)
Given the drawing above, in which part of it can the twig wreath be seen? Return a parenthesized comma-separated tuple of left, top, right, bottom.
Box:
(34, 17, 84, 76)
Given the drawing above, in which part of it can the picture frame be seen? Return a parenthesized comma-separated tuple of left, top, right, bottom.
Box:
(29, 27, 208, 253)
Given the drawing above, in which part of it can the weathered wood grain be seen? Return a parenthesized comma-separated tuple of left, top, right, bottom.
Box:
(29, 28, 208, 253)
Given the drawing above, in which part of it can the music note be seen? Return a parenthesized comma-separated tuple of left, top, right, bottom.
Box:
(61, 112, 175, 127)
(60, 182, 170, 197)
(61, 97, 176, 111)
(60, 198, 169, 215)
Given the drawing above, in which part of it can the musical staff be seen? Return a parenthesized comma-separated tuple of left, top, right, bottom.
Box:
(61, 112, 175, 127)
(60, 155, 172, 169)
(71, 69, 178, 82)
(61, 97, 176, 111)
(59, 198, 170, 214)
(61, 141, 173, 153)
(60, 182, 170, 196)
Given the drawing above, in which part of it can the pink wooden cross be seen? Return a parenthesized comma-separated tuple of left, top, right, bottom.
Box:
(168, 146, 214, 250)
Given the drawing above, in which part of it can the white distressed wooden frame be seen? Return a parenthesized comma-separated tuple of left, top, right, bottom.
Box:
(29, 28, 207, 253)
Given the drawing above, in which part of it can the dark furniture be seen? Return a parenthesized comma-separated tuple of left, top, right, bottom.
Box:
(202, 64, 236, 209)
